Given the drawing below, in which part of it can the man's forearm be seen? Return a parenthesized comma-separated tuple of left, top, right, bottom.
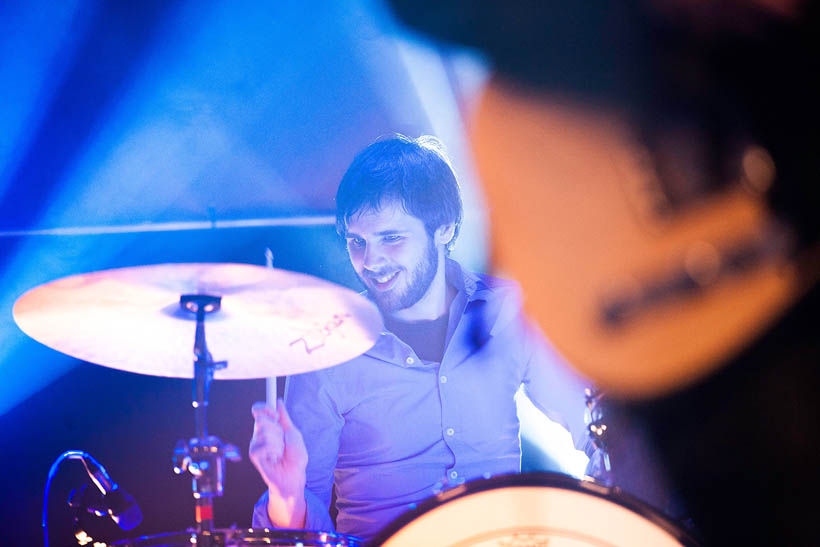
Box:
(266, 487, 307, 528)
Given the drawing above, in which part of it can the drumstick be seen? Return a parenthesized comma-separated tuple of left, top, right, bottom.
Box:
(264, 248, 285, 402)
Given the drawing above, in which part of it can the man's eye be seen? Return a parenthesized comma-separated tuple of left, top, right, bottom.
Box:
(348, 238, 365, 249)
(384, 235, 402, 243)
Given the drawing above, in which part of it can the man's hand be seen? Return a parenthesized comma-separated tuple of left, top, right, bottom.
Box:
(249, 400, 308, 528)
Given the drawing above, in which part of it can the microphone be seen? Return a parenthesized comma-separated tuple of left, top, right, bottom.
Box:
(73, 451, 143, 531)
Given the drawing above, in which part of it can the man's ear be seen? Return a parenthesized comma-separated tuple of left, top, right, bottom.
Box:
(435, 223, 456, 246)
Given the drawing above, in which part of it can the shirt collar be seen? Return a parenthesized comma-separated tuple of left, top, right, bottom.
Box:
(445, 257, 491, 304)
(364, 258, 489, 365)
(369, 258, 487, 334)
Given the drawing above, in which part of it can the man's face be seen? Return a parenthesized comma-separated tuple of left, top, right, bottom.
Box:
(345, 201, 439, 313)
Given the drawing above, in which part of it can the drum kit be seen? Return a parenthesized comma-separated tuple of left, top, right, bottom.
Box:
(14, 262, 697, 546)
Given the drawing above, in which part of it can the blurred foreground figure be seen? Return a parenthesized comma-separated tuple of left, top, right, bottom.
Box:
(249, 135, 590, 543)
(388, 1, 819, 544)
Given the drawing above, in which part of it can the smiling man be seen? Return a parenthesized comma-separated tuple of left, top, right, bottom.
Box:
(248, 135, 589, 542)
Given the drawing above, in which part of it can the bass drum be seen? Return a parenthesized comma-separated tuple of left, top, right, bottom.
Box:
(111, 528, 362, 546)
(373, 472, 697, 547)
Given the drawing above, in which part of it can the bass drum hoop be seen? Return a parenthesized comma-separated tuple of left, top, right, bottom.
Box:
(371, 472, 697, 546)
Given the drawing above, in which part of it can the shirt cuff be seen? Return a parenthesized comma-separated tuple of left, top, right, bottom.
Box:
(251, 489, 335, 531)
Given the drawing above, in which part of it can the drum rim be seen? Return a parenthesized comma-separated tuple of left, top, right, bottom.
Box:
(112, 527, 363, 546)
(368, 471, 699, 546)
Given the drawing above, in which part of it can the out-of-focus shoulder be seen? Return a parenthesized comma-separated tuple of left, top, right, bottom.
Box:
(466, 271, 526, 336)
(472, 272, 523, 306)
(474, 272, 521, 292)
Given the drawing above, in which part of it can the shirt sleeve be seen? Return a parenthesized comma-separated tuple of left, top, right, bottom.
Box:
(250, 368, 344, 531)
(519, 315, 593, 452)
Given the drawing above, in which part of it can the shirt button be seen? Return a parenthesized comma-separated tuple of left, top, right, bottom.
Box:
(439, 375, 447, 384)
(449, 470, 458, 479)
(405, 356, 414, 365)
(446, 428, 455, 436)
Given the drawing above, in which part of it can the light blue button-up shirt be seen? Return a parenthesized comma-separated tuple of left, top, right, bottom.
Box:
(253, 260, 589, 542)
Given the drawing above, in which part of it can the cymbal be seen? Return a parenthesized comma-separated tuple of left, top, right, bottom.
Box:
(13, 263, 383, 379)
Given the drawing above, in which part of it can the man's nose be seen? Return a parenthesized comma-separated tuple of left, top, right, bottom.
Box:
(361, 244, 384, 270)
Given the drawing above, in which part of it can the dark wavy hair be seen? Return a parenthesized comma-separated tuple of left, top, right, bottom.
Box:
(335, 134, 463, 254)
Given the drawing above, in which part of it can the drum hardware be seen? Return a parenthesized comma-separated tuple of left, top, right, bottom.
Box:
(584, 387, 612, 483)
(19, 263, 381, 547)
(110, 527, 363, 546)
(173, 293, 240, 544)
(583, 388, 690, 521)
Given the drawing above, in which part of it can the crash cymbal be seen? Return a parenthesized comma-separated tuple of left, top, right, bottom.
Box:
(13, 263, 382, 379)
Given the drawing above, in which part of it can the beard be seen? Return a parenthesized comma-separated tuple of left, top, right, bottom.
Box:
(366, 236, 439, 313)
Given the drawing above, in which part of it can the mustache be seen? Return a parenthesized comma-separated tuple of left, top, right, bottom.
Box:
(362, 268, 399, 279)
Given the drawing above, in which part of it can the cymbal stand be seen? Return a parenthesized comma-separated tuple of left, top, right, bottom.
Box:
(172, 294, 240, 547)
